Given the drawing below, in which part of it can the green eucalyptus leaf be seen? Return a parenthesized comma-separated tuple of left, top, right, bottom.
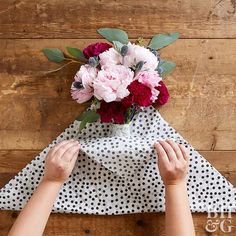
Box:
(158, 60, 176, 77)
(66, 47, 86, 61)
(112, 41, 124, 52)
(148, 32, 180, 50)
(42, 48, 65, 63)
(97, 28, 129, 44)
(76, 111, 88, 121)
(76, 110, 100, 131)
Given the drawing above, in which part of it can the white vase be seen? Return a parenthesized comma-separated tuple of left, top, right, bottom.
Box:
(110, 123, 131, 137)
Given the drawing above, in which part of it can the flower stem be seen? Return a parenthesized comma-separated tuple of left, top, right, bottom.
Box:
(41, 60, 84, 75)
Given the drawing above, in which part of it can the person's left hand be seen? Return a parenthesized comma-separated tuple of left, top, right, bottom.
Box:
(43, 139, 80, 184)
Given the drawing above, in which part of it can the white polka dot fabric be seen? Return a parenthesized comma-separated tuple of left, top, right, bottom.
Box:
(0, 106, 235, 214)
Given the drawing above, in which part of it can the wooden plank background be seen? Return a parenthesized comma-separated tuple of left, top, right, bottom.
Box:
(0, 0, 235, 235)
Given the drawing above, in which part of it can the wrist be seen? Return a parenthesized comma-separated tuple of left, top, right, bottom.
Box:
(41, 178, 64, 189)
(165, 180, 187, 189)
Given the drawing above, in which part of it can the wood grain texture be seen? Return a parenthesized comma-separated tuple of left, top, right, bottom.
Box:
(0, 211, 235, 236)
(0, 0, 236, 235)
(0, 39, 235, 150)
(1, 0, 236, 39)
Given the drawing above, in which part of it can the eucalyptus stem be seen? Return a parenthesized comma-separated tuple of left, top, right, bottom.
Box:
(64, 57, 83, 64)
(41, 60, 83, 75)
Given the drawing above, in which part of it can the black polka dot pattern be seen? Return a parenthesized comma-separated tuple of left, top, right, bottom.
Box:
(0, 106, 235, 214)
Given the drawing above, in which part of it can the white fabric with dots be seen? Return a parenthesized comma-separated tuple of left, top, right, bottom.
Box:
(0, 106, 235, 214)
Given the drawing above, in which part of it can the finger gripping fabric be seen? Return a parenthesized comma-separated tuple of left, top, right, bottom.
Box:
(0, 106, 235, 214)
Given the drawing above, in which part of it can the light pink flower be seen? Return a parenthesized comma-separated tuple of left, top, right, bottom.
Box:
(123, 42, 159, 71)
(71, 65, 98, 103)
(71, 86, 93, 104)
(135, 70, 162, 101)
(99, 48, 122, 68)
(74, 64, 98, 89)
(93, 65, 134, 103)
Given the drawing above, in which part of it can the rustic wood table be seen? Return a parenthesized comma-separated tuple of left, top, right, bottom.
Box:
(0, 0, 235, 235)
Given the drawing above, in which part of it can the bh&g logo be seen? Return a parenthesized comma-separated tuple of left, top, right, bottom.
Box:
(205, 208, 235, 233)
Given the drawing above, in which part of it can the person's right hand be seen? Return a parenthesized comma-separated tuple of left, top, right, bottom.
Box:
(154, 139, 189, 186)
(43, 139, 80, 184)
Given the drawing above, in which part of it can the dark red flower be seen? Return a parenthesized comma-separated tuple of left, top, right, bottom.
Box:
(83, 42, 112, 59)
(127, 80, 152, 107)
(121, 94, 133, 109)
(97, 101, 128, 124)
(155, 81, 169, 106)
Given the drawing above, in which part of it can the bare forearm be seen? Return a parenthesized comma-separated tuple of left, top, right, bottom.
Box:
(165, 182, 195, 236)
(8, 180, 62, 236)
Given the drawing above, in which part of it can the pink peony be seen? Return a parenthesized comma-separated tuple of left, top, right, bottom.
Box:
(71, 86, 93, 104)
(74, 64, 98, 89)
(135, 70, 162, 101)
(99, 48, 122, 68)
(71, 65, 98, 104)
(93, 65, 134, 103)
(98, 42, 158, 71)
(83, 42, 112, 59)
(123, 42, 159, 71)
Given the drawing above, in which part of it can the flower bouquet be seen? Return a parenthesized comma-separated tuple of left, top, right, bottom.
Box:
(42, 28, 179, 132)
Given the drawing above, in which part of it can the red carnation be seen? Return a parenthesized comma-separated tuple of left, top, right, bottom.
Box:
(155, 81, 169, 106)
(121, 94, 133, 109)
(97, 101, 128, 124)
(127, 80, 152, 107)
(83, 42, 112, 59)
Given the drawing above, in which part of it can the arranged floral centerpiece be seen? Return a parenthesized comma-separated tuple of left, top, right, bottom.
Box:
(42, 28, 179, 131)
